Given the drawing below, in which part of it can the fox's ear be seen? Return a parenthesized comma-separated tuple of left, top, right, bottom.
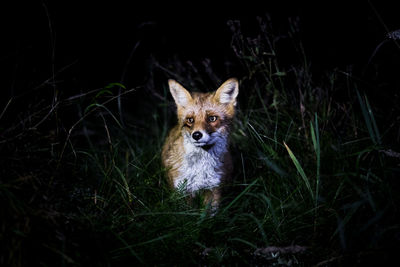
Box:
(214, 78, 239, 105)
(168, 79, 192, 107)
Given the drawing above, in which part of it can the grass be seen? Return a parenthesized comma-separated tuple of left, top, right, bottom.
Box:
(1, 15, 400, 266)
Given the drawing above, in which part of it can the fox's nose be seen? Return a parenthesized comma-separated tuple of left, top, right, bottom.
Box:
(192, 131, 203, 141)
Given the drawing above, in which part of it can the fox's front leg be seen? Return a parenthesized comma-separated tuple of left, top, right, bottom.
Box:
(204, 188, 221, 213)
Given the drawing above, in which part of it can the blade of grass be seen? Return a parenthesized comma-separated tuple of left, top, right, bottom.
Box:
(112, 232, 144, 263)
(114, 165, 132, 204)
(258, 194, 279, 229)
(364, 95, 381, 145)
(228, 238, 258, 249)
(239, 213, 269, 245)
(222, 178, 258, 213)
(284, 142, 314, 201)
(0, 98, 12, 121)
(331, 200, 364, 247)
(131, 233, 174, 247)
(356, 89, 377, 145)
(259, 154, 287, 178)
(310, 113, 320, 205)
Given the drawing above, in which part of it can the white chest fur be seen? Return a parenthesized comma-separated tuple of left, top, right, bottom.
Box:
(174, 136, 227, 194)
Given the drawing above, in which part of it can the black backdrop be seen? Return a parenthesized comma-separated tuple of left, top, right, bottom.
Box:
(1, 1, 399, 103)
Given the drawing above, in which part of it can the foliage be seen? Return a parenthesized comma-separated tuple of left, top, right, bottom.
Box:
(1, 16, 400, 266)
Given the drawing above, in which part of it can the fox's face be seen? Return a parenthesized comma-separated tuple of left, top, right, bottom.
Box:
(168, 78, 239, 148)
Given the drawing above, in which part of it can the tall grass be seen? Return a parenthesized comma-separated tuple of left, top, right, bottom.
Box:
(1, 15, 399, 266)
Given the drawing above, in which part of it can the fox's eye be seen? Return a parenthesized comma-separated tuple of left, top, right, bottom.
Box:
(186, 117, 194, 123)
(208, 116, 218, 122)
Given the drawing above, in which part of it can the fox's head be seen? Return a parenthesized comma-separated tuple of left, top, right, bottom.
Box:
(168, 78, 239, 148)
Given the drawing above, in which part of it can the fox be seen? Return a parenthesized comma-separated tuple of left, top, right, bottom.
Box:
(161, 78, 239, 211)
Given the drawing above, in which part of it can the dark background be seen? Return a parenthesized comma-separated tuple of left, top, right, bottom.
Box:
(1, 1, 400, 265)
(2, 1, 399, 101)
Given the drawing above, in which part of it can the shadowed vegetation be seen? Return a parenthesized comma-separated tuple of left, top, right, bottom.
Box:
(1, 15, 400, 266)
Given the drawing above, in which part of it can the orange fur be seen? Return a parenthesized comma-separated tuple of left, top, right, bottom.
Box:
(162, 78, 239, 210)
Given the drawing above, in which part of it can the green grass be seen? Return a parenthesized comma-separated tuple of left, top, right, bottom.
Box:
(1, 16, 400, 266)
